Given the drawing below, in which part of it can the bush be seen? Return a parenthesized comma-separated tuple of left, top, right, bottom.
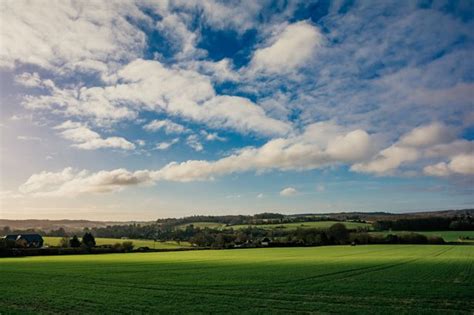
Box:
(427, 236, 444, 244)
(398, 233, 428, 244)
(82, 233, 96, 248)
(59, 237, 70, 248)
(328, 223, 349, 244)
(69, 235, 81, 248)
(349, 232, 370, 244)
(122, 241, 134, 252)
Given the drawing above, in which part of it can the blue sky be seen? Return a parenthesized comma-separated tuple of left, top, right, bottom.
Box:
(0, 0, 473, 220)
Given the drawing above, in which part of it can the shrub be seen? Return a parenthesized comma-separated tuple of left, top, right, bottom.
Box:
(122, 241, 134, 252)
(82, 233, 96, 248)
(427, 236, 444, 244)
(398, 233, 428, 244)
(59, 237, 70, 248)
(328, 223, 349, 244)
(69, 235, 81, 248)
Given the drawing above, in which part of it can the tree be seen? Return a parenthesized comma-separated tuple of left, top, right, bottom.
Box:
(2, 226, 11, 235)
(122, 241, 134, 252)
(69, 235, 81, 248)
(328, 223, 349, 244)
(59, 236, 71, 248)
(81, 232, 96, 248)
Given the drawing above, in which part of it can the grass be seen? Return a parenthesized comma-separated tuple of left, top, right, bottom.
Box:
(43, 237, 190, 249)
(370, 231, 474, 242)
(229, 220, 372, 230)
(1, 245, 473, 314)
(177, 220, 371, 231)
(176, 221, 227, 230)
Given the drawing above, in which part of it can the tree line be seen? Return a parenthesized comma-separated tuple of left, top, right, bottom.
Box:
(373, 215, 473, 231)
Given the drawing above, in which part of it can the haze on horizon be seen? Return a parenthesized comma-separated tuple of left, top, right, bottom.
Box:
(0, 0, 473, 221)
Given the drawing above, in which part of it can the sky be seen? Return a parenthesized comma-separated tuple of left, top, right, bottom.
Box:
(0, 0, 473, 220)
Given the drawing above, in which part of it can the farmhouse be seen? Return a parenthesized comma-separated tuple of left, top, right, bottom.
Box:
(4, 234, 44, 248)
(260, 237, 271, 246)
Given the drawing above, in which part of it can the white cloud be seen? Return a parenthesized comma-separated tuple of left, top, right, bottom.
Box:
(257, 193, 264, 198)
(54, 121, 135, 150)
(155, 13, 205, 60)
(19, 168, 153, 197)
(21, 78, 136, 123)
(176, 0, 263, 33)
(249, 21, 323, 74)
(0, 1, 147, 75)
(326, 130, 373, 162)
(280, 187, 297, 196)
(152, 122, 376, 182)
(18, 121, 472, 197)
(351, 145, 420, 175)
(399, 122, 456, 147)
(424, 154, 474, 176)
(155, 138, 179, 151)
(352, 123, 469, 175)
(201, 130, 226, 141)
(144, 119, 188, 134)
(186, 134, 203, 152)
(22, 59, 291, 135)
(14, 72, 42, 87)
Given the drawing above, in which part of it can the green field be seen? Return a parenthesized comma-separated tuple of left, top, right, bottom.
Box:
(229, 220, 372, 230)
(1, 245, 473, 314)
(177, 221, 227, 230)
(43, 237, 190, 249)
(370, 231, 474, 242)
(177, 220, 371, 231)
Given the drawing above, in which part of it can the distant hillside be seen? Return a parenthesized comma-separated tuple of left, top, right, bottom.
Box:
(1, 209, 472, 233)
(293, 209, 474, 221)
(0, 219, 153, 233)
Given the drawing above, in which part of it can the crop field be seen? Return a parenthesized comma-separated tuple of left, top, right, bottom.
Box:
(229, 220, 372, 230)
(369, 231, 474, 242)
(179, 221, 372, 230)
(1, 245, 473, 314)
(43, 237, 190, 248)
(176, 221, 227, 229)
(177, 220, 371, 231)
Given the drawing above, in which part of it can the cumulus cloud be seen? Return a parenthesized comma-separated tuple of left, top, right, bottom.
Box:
(54, 121, 135, 150)
(19, 167, 153, 197)
(399, 123, 456, 148)
(144, 119, 188, 134)
(0, 1, 147, 75)
(201, 131, 226, 141)
(21, 78, 135, 123)
(424, 154, 474, 176)
(22, 59, 291, 135)
(249, 21, 323, 74)
(14, 72, 42, 87)
(352, 123, 473, 175)
(351, 146, 420, 175)
(152, 121, 375, 182)
(280, 187, 297, 196)
(155, 13, 205, 60)
(19, 121, 378, 195)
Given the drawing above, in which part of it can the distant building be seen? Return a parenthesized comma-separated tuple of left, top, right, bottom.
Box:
(261, 237, 271, 246)
(5, 234, 44, 248)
